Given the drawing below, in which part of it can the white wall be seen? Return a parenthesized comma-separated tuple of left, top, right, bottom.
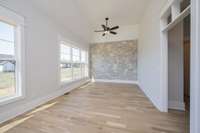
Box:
(92, 25, 139, 43)
(0, 0, 89, 123)
(168, 22, 185, 110)
(138, 0, 167, 111)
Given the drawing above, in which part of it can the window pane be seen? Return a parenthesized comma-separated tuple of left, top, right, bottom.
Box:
(0, 21, 14, 42)
(0, 21, 16, 98)
(81, 51, 86, 63)
(81, 51, 88, 77)
(72, 48, 80, 62)
(84, 64, 89, 77)
(60, 44, 71, 62)
(72, 63, 81, 79)
(81, 63, 87, 77)
(60, 63, 72, 81)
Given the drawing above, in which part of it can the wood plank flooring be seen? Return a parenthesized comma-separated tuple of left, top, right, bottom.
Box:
(0, 82, 189, 133)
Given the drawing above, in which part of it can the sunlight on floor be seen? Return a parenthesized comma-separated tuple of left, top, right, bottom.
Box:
(0, 115, 34, 133)
(0, 101, 58, 133)
(26, 102, 58, 116)
(79, 82, 92, 89)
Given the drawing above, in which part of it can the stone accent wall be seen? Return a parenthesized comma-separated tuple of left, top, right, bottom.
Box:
(90, 40, 137, 81)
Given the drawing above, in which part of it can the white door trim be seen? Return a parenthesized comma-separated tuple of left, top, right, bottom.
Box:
(190, 0, 200, 133)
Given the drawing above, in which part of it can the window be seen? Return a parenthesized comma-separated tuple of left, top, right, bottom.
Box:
(60, 43, 72, 81)
(81, 51, 89, 77)
(72, 48, 80, 62)
(0, 21, 16, 98)
(81, 51, 86, 63)
(61, 44, 71, 61)
(72, 48, 81, 79)
(0, 6, 25, 104)
(60, 42, 88, 83)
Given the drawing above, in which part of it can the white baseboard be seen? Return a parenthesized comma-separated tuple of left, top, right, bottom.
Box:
(138, 82, 186, 112)
(138, 83, 164, 112)
(93, 79, 139, 85)
(0, 79, 90, 124)
(168, 101, 185, 111)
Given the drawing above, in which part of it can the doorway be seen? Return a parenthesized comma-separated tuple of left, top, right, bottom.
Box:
(161, 0, 200, 132)
(168, 15, 190, 112)
(160, 0, 191, 131)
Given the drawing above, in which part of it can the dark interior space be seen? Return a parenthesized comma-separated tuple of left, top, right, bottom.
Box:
(183, 15, 190, 111)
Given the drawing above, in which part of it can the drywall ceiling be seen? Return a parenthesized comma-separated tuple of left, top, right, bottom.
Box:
(30, 0, 92, 43)
(31, 0, 151, 42)
(75, 0, 151, 27)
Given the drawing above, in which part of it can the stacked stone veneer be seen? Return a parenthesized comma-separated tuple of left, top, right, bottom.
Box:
(90, 40, 137, 81)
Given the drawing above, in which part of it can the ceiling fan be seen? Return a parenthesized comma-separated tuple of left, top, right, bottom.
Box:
(94, 18, 119, 36)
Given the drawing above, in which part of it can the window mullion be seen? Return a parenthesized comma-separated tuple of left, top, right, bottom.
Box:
(71, 47, 73, 80)
(80, 49, 82, 78)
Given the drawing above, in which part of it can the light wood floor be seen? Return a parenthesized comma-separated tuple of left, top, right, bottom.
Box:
(0, 82, 189, 133)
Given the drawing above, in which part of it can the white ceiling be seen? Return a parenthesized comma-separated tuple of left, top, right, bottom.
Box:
(75, 0, 150, 27)
(31, 0, 151, 42)
(31, 0, 92, 42)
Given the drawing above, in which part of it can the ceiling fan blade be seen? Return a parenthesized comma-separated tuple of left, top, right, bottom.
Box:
(110, 31, 117, 35)
(110, 26, 119, 30)
(102, 33, 106, 36)
(94, 30, 104, 32)
(101, 25, 107, 30)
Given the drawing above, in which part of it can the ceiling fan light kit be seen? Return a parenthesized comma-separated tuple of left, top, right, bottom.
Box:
(95, 17, 119, 36)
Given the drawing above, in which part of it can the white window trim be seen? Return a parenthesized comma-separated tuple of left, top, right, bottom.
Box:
(0, 5, 25, 106)
(58, 36, 89, 86)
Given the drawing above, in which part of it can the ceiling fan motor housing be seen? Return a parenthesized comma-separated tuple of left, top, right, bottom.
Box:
(94, 17, 119, 36)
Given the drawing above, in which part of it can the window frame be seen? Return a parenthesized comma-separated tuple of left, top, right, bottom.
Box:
(59, 37, 89, 86)
(0, 6, 25, 106)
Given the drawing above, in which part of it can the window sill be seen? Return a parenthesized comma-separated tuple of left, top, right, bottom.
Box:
(0, 94, 25, 107)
